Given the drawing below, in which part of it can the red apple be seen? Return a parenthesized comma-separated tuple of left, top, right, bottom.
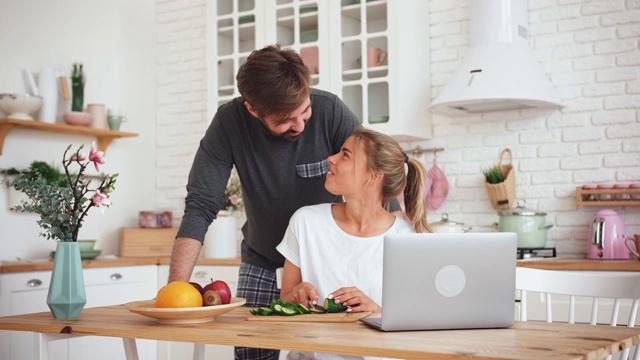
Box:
(202, 278, 231, 304)
(189, 282, 205, 295)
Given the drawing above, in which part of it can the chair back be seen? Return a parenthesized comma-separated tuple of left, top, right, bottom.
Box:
(516, 267, 640, 360)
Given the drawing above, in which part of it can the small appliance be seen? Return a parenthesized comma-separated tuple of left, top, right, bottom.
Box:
(588, 209, 628, 260)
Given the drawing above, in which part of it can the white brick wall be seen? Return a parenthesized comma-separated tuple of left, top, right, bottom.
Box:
(155, 0, 640, 258)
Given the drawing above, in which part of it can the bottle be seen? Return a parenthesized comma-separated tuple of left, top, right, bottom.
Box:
(37, 67, 58, 123)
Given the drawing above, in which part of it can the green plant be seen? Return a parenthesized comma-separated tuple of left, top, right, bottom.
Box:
(6, 142, 117, 242)
(483, 165, 504, 184)
(7, 161, 69, 187)
(71, 63, 85, 112)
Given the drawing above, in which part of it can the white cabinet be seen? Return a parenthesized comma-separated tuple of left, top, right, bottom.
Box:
(0, 265, 158, 360)
(208, 0, 432, 141)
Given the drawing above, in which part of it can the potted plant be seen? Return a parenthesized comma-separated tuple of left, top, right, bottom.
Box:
(7, 142, 118, 318)
(483, 148, 516, 210)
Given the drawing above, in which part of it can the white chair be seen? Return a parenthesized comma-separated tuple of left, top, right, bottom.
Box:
(516, 267, 640, 360)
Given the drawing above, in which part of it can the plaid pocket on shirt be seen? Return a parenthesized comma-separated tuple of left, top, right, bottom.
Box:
(296, 159, 329, 178)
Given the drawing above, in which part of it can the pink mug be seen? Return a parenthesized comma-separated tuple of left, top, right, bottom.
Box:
(626, 234, 640, 260)
(367, 47, 387, 67)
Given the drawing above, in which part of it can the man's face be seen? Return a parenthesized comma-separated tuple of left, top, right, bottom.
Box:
(246, 98, 312, 142)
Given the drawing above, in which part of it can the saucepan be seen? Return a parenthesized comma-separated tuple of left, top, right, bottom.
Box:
(493, 200, 553, 249)
(431, 213, 471, 233)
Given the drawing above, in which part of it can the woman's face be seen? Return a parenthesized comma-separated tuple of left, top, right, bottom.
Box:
(325, 135, 371, 196)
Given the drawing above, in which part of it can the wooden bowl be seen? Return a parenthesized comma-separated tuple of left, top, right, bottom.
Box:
(125, 297, 246, 324)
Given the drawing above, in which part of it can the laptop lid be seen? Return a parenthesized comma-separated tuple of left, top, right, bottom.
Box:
(361, 232, 517, 331)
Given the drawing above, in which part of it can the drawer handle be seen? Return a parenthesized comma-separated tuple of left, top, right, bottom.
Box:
(110, 273, 123, 281)
(194, 271, 208, 278)
(26, 279, 43, 287)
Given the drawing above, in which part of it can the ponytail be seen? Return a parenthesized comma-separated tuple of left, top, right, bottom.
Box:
(403, 157, 431, 233)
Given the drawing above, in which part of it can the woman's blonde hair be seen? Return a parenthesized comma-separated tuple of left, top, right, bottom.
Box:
(352, 128, 431, 233)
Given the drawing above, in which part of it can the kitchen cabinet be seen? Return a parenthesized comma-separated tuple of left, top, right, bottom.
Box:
(0, 265, 158, 360)
(0, 118, 138, 155)
(208, 0, 432, 141)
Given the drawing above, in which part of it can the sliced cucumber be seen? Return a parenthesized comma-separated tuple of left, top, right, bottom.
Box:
(324, 298, 348, 313)
(250, 307, 260, 315)
(309, 307, 326, 314)
(258, 307, 273, 316)
(296, 304, 311, 314)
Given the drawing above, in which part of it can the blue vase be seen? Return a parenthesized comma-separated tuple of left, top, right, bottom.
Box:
(47, 242, 87, 318)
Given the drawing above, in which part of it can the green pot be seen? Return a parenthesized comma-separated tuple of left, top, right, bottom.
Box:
(492, 203, 553, 249)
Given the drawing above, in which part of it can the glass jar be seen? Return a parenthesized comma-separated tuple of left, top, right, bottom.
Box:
(613, 183, 630, 201)
(582, 184, 598, 202)
(597, 184, 614, 201)
(631, 183, 640, 201)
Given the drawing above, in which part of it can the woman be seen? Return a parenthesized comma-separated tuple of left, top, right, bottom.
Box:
(276, 127, 431, 317)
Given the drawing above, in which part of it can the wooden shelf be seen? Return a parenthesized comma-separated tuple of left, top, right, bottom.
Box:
(576, 186, 640, 206)
(0, 118, 138, 155)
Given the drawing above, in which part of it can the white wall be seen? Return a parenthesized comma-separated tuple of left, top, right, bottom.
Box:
(420, 0, 640, 256)
(0, 0, 157, 260)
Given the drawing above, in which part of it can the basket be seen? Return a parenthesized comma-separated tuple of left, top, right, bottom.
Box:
(484, 149, 516, 210)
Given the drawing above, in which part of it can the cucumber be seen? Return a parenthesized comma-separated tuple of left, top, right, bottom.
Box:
(250, 307, 260, 315)
(258, 307, 273, 316)
(309, 307, 326, 314)
(324, 298, 348, 313)
(296, 304, 311, 314)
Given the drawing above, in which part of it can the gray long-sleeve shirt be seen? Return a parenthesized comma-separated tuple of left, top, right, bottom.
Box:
(177, 89, 360, 271)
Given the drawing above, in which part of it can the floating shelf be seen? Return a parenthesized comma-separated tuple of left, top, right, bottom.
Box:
(576, 186, 640, 207)
(0, 118, 138, 156)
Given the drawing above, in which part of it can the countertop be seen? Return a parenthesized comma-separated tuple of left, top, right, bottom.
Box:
(1, 257, 639, 274)
(0, 257, 242, 274)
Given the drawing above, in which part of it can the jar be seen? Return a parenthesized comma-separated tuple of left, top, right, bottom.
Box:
(631, 183, 640, 201)
(597, 183, 614, 201)
(582, 184, 598, 202)
(613, 183, 630, 201)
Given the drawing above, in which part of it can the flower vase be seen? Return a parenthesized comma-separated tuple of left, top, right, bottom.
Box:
(204, 210, 238, 258)
(47, 242, 87, 318)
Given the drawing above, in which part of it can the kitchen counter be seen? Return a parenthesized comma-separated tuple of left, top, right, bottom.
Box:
(2, 256, 638, 273)
(0, 257, 242, 274)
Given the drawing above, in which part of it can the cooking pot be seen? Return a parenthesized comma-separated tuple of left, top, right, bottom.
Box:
(431, 213, 471, 233)
(493, 201, 553, 248)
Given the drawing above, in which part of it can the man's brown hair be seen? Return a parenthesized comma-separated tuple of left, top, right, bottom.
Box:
(237, 44, 311, 119)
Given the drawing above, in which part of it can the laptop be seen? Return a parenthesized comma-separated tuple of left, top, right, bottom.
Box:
(360, 232, 517, 331)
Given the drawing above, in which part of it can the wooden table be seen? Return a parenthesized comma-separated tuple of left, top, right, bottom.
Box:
(0, 305, 639, 360)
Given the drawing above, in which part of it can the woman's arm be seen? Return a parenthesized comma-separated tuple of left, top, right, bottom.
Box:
(279, 260, 320, 307)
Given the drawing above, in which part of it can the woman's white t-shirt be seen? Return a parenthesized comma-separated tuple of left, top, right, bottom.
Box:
(276, 203, 414, 360)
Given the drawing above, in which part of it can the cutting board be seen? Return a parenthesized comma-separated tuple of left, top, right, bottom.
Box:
(246, 311, 371, 323)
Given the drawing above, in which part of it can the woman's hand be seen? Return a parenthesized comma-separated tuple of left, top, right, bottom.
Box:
(329, 287, 382, 313)
(281, 281, 320, 307)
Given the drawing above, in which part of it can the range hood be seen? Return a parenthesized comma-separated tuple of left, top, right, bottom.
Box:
(428, 0, 563, 116)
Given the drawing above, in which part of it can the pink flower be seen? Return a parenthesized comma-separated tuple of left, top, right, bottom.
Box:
(229, 194, 239, 205)
(89, 141, 106, 172)
(91, 189, 112, 211)
(71, 151, 87, 162)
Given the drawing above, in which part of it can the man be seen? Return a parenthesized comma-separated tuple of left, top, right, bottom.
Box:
(170, 44, 362, 359)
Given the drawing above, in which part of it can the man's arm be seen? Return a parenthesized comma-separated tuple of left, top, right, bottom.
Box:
(168, 237, 202, 283)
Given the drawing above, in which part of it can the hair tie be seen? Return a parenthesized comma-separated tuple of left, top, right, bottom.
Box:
(404, 155, 409, 164)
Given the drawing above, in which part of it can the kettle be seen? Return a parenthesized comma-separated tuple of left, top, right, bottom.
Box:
(588, 209, 628, 260)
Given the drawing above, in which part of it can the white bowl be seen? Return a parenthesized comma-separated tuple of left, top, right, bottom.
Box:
(0, 93, 43, 120)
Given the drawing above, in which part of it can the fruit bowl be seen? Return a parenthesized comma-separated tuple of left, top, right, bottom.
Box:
(0, 93, 43, 120)
(125, 297, 246, 324)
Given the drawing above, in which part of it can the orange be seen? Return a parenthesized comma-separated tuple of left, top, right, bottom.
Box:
(156, 281, 203, 308)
